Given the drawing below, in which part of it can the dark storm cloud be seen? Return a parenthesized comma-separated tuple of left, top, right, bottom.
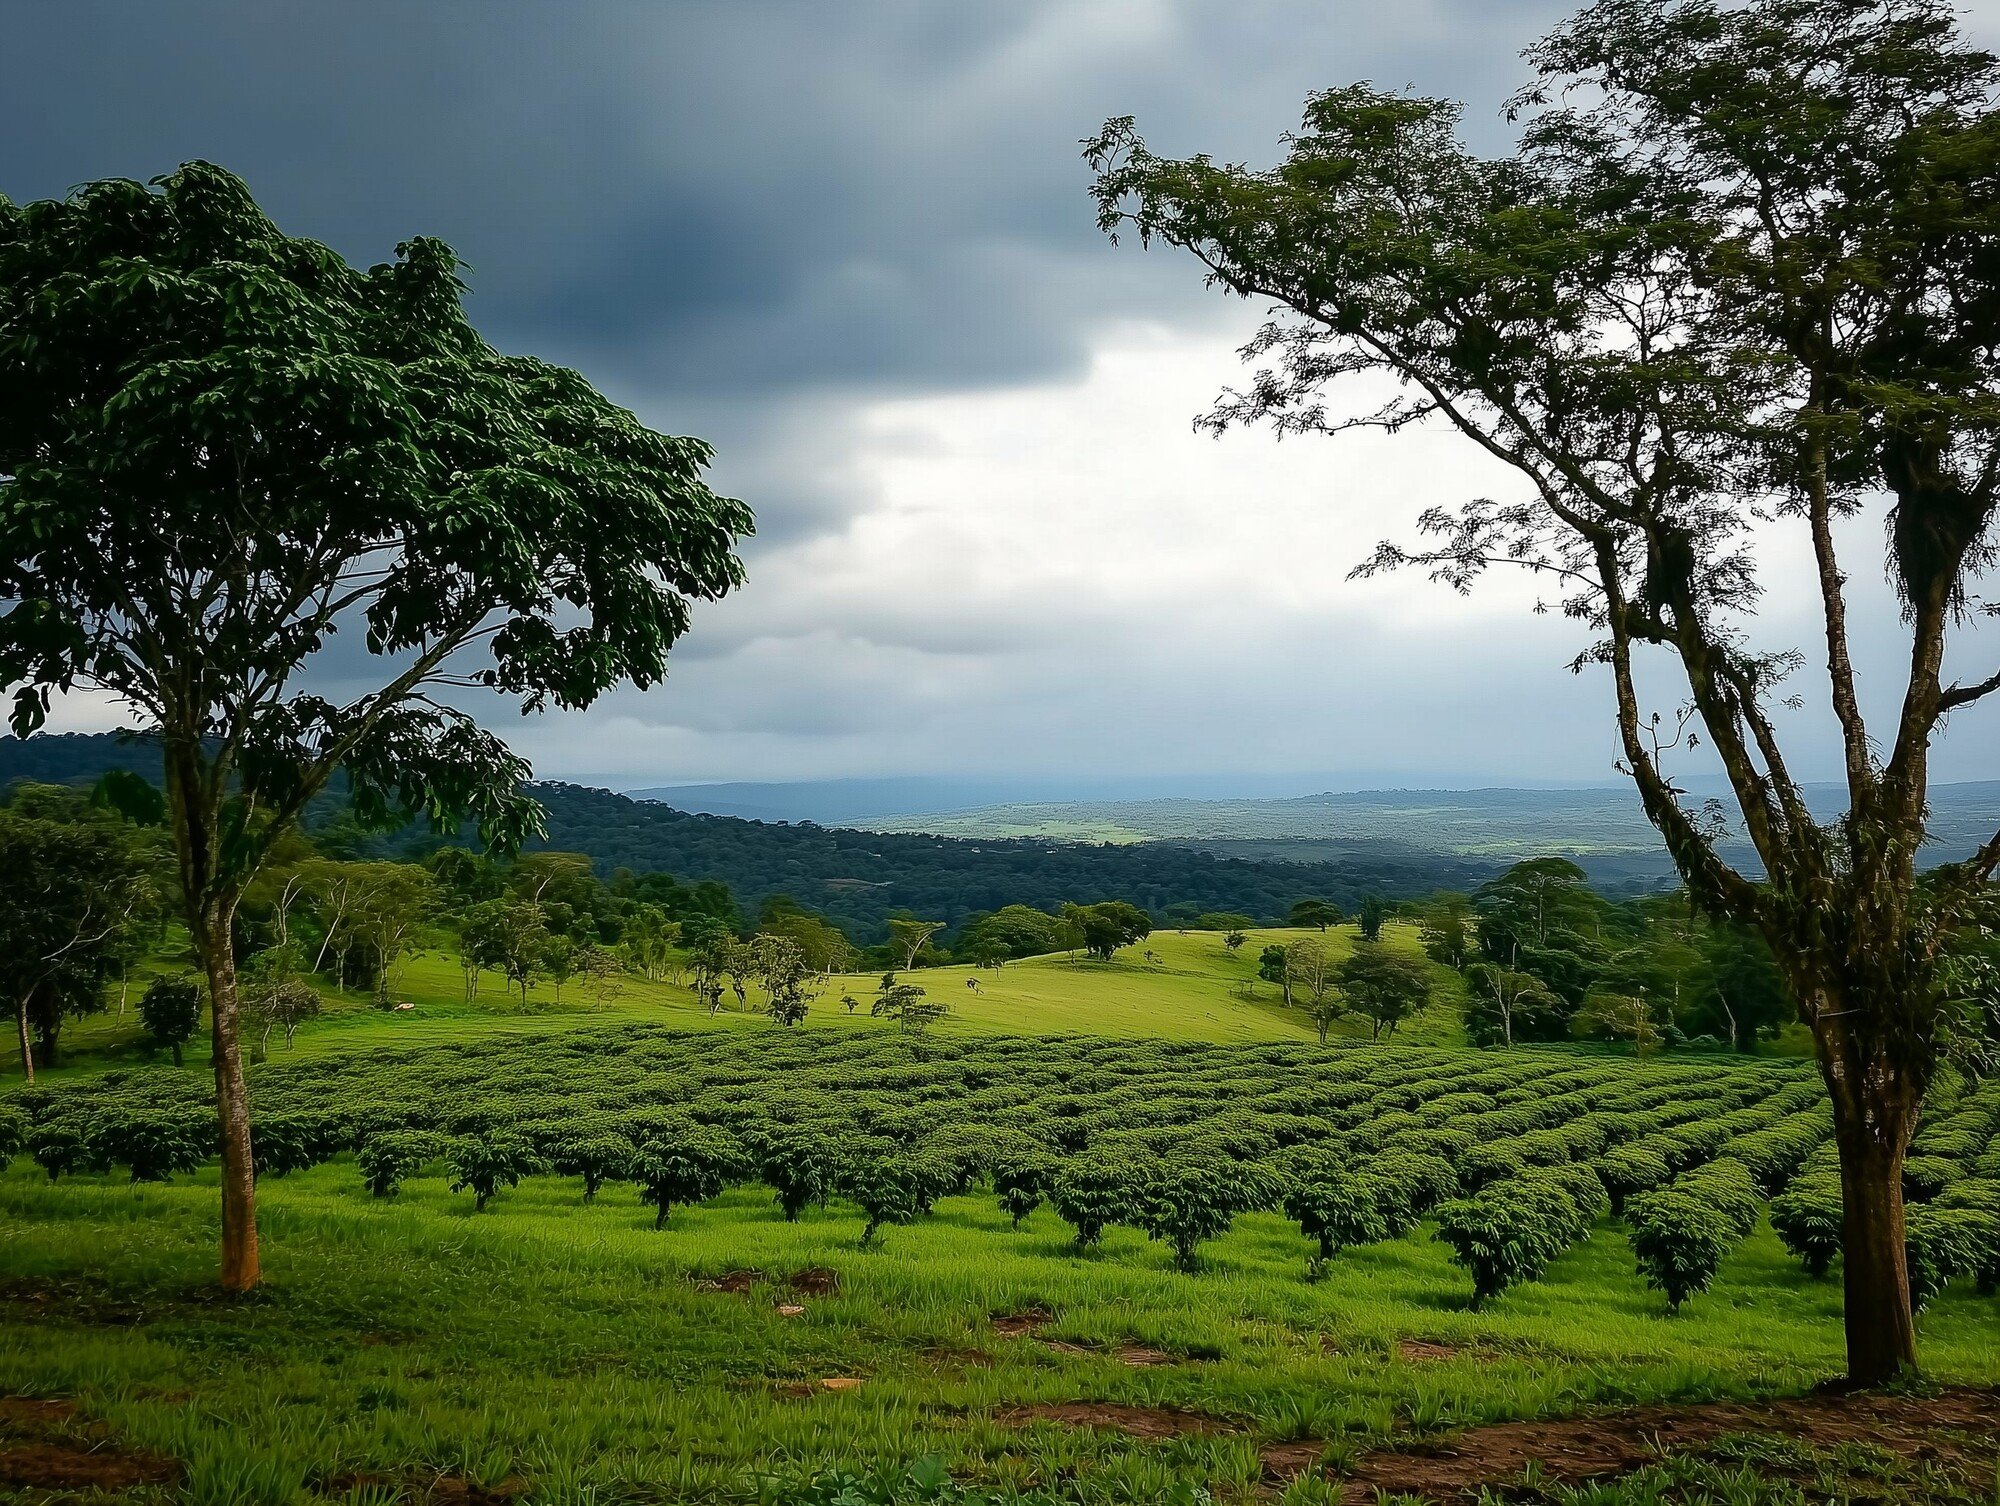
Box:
(2, 0, 1566, 399)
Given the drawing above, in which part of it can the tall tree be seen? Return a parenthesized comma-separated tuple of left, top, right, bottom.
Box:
(0, 810, 151, 1078)
(0, 164, 750, 1290)
(1090, 0, 2000, 1380)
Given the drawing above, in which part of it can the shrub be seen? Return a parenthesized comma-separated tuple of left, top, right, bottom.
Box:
(137, 976, 203, 1066)
(993, 1154, 1050, 1229)
(633, 1125, 744, 1229)
(1901, 1154, 1958, 1202)
(551, 1133, 636, 1202)
(842, 1154, 928, 1247)
(751, 1126, 839, 1222)
(1283, 1154, 1390, 1275)
(446, 1134, 544, 1212)
(1596, 1143, 1674, 1213)
(1905, 1203, 1996, 1309)
(1137, 1157, 1281, 1272)
(85, 1109, 212, 1183)
(253, 1112, 346, 1179)
(1624, 1161, 1757, 1314)
(357, 1132, 438, 1198)
(1366, 1151, 1458, 1232)
(1433, 1165, 1603, 1307)
(27, 1122, 89, 1181)
(1770, 1177, 1843, 1276)
(1050, 1153, 1143, 1248)
(0, 1105, 26, 1170)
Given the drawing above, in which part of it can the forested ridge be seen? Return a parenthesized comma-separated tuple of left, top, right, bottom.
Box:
(0, 734, 1496, 939)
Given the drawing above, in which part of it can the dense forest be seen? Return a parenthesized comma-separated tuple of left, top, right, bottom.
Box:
(1, 734, 1497, 940)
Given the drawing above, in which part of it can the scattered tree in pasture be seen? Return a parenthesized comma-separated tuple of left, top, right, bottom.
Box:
(1289, 899, 1342, 932)
(0, 163, 750, 1291)
(577, 945, 625, 1011)
(1462, 964, 1566, 1049)
(1356, 896, 1386, 944)
(460, 899, 549, 1005)
(1258, 944, 1292, 1004)
(887, 916, 946, 971)
(619, 904, 680, 983)
(1089, 0, 2000, 1378)
(139, 976, 204, 1068)
(633, 1126, 743, 1229)
(752, 932, 812, 1026)
(1418, 895, 1473, 972)
(1222, 930, 1247, 955)
(243, 973, 322, 1056)
(1066, 901, 1152, 961)
(1337, 944, 1432, 1040)
(447, 1134, 543, 1212)
(1286, 937, 1343, 1042)
(1573, 991, 1665, 1055)
(872, 977, 947, 1054)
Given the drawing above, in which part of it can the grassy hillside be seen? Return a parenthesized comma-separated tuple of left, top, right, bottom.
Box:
(48, 924, 1464, 1077)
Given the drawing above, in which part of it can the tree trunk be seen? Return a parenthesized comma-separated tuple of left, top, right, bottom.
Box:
(1833, 1117, 1918, 1385)
(15, 991, 33, 1084)
(196, 911, 260, 1294)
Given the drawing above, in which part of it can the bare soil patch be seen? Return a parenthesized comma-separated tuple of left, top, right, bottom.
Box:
(0, 1398, 74, 1428)
(330, 1471, 527, 1505)
(0, 1440, 181, 1492)
(1297, 1387, 2000, 1498)
(1397, 1338, 1461, 1362)
(1113, 1343, 1176, 1367)
(700, 1268, 764, 1293)
(990, 1306, 1053, 1337)
(787, 1267, 841, 1296)
(995, 1402, 1227, 1441)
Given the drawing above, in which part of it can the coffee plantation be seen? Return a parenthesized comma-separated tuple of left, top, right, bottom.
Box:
(17, 1025, 1998, 1310)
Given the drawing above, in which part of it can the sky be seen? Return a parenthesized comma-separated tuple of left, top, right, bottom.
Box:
(6, 0, 1997, 797)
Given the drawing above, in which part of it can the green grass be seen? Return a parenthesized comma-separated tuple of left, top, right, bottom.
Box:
(4, 1146, 1996, 1506)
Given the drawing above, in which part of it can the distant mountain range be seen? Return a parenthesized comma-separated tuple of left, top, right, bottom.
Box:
(855, 782, 2000, 886)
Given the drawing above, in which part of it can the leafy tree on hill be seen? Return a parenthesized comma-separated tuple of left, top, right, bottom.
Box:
(0, 164, 750, 1290)
(1065, 900, 1152, 961)
(886, 916, 946, 970)
(1356, 896, 1386, 943)
(1462, 963, 1568, 1048)
(752, 933, 812, 1026)
(1090, 0, 2000, 1378)
(138, 976, 204, 1067)
(1289, 899, 1342, 932)
(1287, 937, 1344, 1044)
(1257, 944, 1292, 1004)
(1337, 944, 1433, 1040)
(1419, 895, 1473, 971)
(461, 899, 549, 1004)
